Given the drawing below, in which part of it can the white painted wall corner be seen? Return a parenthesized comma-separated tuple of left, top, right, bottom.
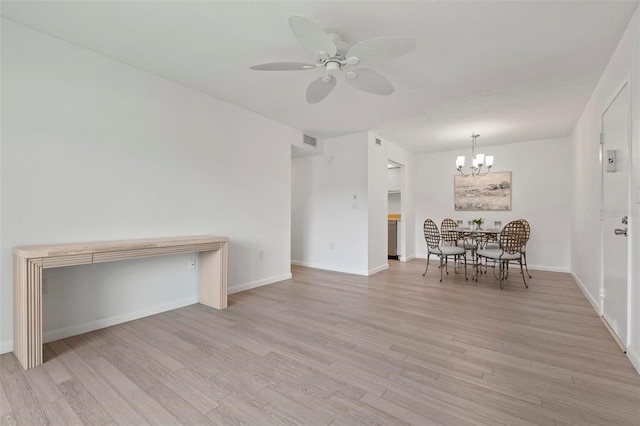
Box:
(368, 264, 389, 275)
(571, 271, 602, 315)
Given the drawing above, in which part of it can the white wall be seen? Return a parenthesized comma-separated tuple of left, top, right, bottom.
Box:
(388, 193, 401, 214)
(571, 6, 640, 373)
(291, 133, 370, 275)
(367, 134, 390, 274)
(632, 4, 640, 376)
(291, 132, 415, 274)
(413, 137, 572, 271)
(387, 167, 401, 192)
(1, 20, 298, 352)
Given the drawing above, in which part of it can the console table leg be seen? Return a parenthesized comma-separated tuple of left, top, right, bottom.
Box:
(14, 256, 43, 369)
(199, 245, 228, 309)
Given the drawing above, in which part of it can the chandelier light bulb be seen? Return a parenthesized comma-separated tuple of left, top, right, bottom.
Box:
(455, 134, 494, 177)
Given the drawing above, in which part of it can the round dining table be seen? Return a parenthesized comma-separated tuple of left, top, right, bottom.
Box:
(450, 227, 502, 280)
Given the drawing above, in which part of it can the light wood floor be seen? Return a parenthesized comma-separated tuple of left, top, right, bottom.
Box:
(2, 260, 639, 425)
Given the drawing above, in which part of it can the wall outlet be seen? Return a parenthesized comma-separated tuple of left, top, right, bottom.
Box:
(259, 250, 264, 260)
(188, 259, 196, 270)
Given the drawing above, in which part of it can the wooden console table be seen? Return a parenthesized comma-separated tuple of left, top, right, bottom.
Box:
(13, 235, 228, 370)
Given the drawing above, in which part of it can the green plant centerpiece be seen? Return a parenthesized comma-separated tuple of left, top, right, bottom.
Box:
(472, 217, 484, 230)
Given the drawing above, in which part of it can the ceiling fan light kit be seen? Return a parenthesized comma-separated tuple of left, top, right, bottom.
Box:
(250, 16, 415, 104)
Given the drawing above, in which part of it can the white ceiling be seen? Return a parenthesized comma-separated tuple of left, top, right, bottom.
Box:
(2, 1, 637, 153)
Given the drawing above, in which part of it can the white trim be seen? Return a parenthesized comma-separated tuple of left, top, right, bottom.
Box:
(368, 264, 389, 275)
(228, 273, 292, 294)
(1, 297, 201, 354)
(526, 264, 570, 273)
(291, 260, 368, 276)
(627, 346, 640, 375)
(571, 272, 602, 315)
(400, 255, 415, 262)
(42, 295, 199, 345)
(0, 273, 294, 355)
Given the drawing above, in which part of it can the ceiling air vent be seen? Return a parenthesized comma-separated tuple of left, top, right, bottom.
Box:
(303, 134, 317, 147)
(375, 138, 382, 146)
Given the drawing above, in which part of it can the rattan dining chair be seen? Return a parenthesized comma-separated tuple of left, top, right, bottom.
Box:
(440, 218, 459, 245)
(441, 218, 464, 275)
(476, 220, 528, 289)
(423, 219, 467, 282)
(517, 219, 532, 278)
(442, 218, 477, 250)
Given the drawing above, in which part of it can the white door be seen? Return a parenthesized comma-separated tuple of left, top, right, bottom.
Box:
(601, 83, 630, 348)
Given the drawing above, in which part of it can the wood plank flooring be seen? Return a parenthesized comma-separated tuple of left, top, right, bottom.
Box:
(2, 260, 639, 425)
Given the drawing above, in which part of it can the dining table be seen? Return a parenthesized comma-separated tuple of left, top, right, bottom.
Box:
(451, 227, 502, 280)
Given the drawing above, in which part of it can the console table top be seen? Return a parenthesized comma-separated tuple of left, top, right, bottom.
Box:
(14, 235, 228, 258)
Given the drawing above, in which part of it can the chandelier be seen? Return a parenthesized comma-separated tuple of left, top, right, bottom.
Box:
(456, 134, 493, 177)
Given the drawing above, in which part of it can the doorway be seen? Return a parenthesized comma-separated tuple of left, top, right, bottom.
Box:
(601, 82, 630, 349)
(387, 161, 402, 260)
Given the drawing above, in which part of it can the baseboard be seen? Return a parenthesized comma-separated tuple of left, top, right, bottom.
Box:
(228, 273, 292, 294)
(399, 255, 415, 262)
(368, 264, 389, 275)
(291, 260, 368, 276)
(40, 296, 200, 345)
(527, 264, 570, 273)
(1, 272, 294, 354)
(627, 345, 640, 375)
(571, 271, 602, 315)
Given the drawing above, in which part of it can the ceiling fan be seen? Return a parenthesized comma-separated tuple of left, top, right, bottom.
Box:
(250, 16, 415, 104)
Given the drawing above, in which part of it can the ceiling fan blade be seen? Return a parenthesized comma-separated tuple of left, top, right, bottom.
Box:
(306, 74, 336, 104)
(345, 37, 415, 67)
(345, 68, 394, 96)
(250, 62, 316, 71)
(289, 16, 337, 62)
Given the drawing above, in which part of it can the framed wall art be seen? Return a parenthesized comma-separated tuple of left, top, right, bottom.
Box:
(454, 171, 512, 211)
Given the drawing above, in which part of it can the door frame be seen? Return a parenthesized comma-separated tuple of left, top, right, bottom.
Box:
(599, 77, 633, 347)
(387, 159, 406, 261)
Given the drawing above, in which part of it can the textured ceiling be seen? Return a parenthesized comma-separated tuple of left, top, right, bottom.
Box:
(2, 1, 637, 153)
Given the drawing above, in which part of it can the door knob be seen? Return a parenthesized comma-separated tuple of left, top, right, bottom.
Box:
(614, 228, 627, 236)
